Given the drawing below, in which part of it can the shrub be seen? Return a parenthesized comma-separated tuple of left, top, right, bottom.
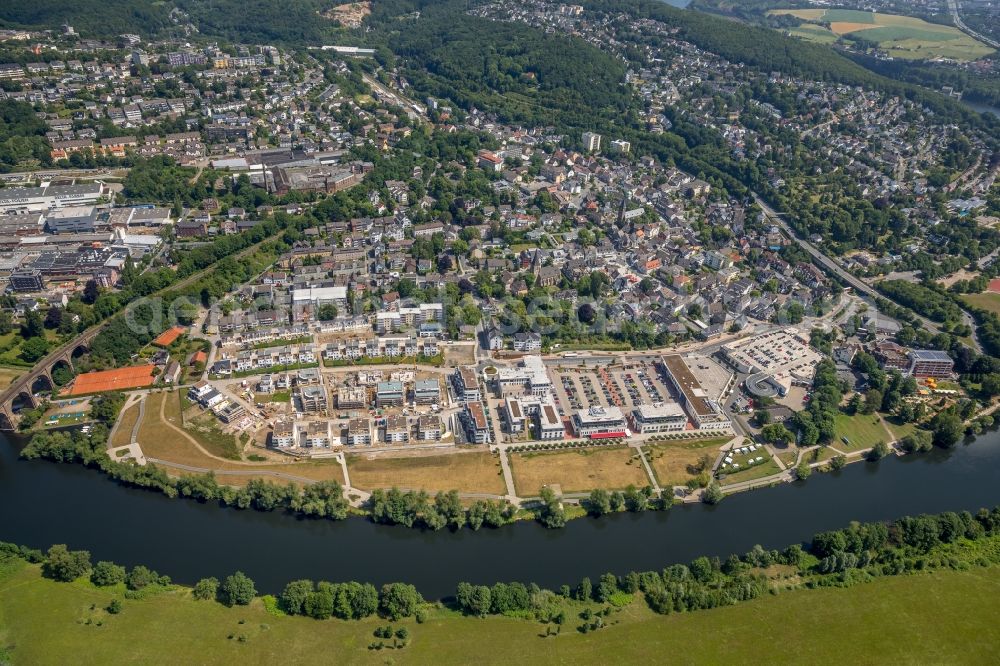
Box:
(193, 577, 219, 601)
(125, 565, 157, 591)
(90, 561, 126, 587)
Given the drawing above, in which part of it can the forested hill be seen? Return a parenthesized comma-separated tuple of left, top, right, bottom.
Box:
(387, 7, 630, 128)
(0, 1, 174, 36)
(575, 0, 997, 137)
(0, 0, 344, 44)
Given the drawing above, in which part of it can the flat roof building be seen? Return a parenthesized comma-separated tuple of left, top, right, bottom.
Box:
(462, 401, 491, 444)
(383, 414, 409, 443)
(413, 378, 440, 405)
(453, 366, 481, 403)
(504, 397, 526, 433)
(494, 355, 552, 397)
(376, 380, 405, 407)
(572, 405, 627, 438)
(272, 420, 295, 448)
(347, 417, 371, 445)
(537, 400, 564, 440)
(0, 183, 105, 213)
(337, 386, 367, 409)
(298, 385, 328, 413)
(660, 355, 731, 431)
(418, 414, 443, 441)
(631, 402, 687, 433)
(909, 349, 954, 379)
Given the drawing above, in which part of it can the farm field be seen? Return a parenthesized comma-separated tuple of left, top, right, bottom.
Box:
(346, 450, 506, 495)
(768, 8, 994, 60)
(510, 446, 650, 495)
(3, 558, 1000, 664)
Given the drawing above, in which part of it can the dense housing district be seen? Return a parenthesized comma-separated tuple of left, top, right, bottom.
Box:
(0, 1, 996, 513)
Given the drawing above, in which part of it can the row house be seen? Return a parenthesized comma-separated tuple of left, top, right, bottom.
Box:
(321, 336, 438, 361)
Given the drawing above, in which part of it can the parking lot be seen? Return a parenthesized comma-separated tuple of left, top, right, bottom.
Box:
(551, 360, 677, 414)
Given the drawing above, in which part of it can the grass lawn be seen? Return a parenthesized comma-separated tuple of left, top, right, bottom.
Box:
(772, 445, 800, 468)
(803, 445, 843, 465)
(138, 393, 224, 468)
(257, 391, 291, 403)
(510, 446, 650, 495)
(961, 292, 1000, 316)
(0, 365, 22, 391)
(832, 410, 891, 451)
(137, 393, 347, 486)
(4, 559, 1000, 664)
(718, 457, 781, 485)
(184, 412, 242, 460)
(642, 437, 728, 487)
(109, 402, 141, 448)
(883, 416, 918, 442)
(347, 451, 506, 495)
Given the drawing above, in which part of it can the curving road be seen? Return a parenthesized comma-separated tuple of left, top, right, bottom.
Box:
(752, 194, 982, 352)
(947, 0, 1000, 49)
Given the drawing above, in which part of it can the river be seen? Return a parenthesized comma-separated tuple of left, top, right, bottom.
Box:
(2, 431, 1000, 599)
(963, 99, 1000, 118)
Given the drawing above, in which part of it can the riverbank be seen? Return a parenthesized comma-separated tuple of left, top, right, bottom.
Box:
(2, 553, 1000, 664)
(7, 427, 1000, 599)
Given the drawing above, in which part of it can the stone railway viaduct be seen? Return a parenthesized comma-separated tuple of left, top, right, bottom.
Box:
(0, 326, 104, 431)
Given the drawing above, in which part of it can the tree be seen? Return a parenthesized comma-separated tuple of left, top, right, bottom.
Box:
(42, 544, 91, 582)
(760, 424, 793, 445)
(829, 455, 847, 471)
(379, 583, 422, 620)
(125, 565, 158, 590)
(20, 336, 49, 363)
(862, 389, 883, 415)
(595, 573, 619, 603)
(981, 374, 1000, 397)
(702, 481, 724, 505)
(795, 461, 812, 480)
(585, 488, 611, 516)
(867, 440, 890, 461)
(82, 279, 100, 305)
(220, 571, 256, 606)
(0, 311, 11, 335)
(456, 581, 492, 617)
(281, 579, 315, 615)
(576, 577, 593, 601)
(536, 486, 566, 528)
(900, 430, 933, 454)
(44, 306, 63, 329)
(317, 303, 338, 321)
(21, 309, 44, 338)
(305, 590, 334, 619)
(193, 577, 219, 601)
(930, 411, 963, 449)
(107, 599, 122, 614)
(90, 561, 126, 587)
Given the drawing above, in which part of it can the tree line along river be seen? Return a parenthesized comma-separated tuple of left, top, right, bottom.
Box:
(2, 430, 1000, 599)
